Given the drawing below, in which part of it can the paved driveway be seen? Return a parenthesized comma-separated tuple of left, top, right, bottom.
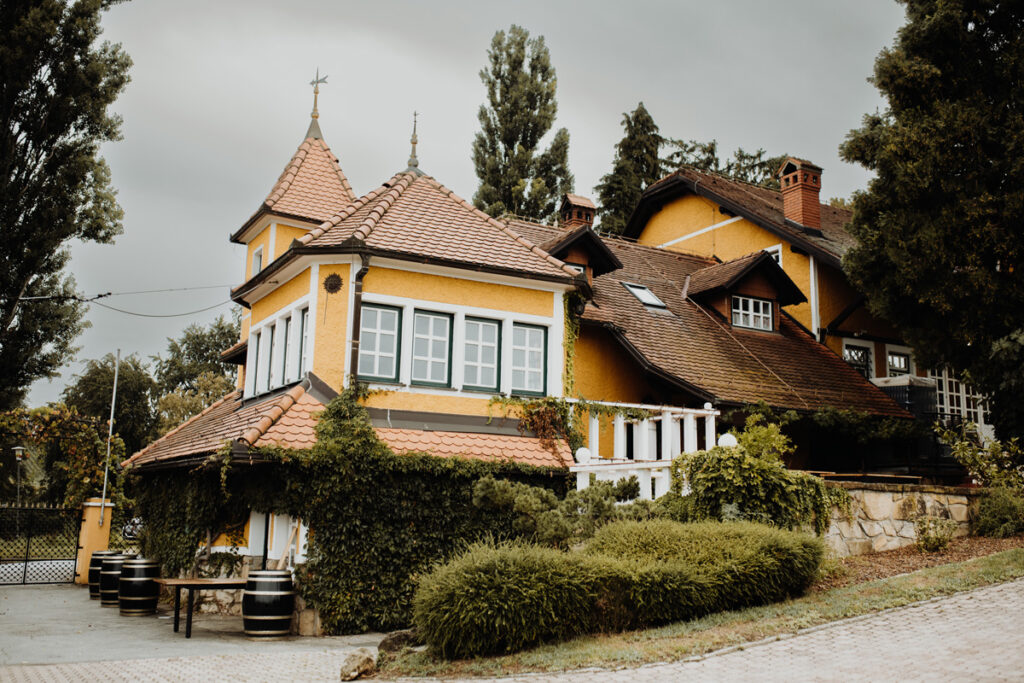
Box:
(3, 579, 1023, 681)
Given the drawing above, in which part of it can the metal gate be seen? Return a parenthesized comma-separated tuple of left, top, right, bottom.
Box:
(0, 505, 80, 585)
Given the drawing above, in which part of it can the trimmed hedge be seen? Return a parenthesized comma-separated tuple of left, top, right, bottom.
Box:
(413, 520, 823, 658)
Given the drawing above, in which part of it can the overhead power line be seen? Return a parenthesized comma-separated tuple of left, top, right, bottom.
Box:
(89, 299, 232, 318)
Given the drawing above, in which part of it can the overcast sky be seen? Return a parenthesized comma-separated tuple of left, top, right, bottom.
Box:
(27, 0, 908, 405)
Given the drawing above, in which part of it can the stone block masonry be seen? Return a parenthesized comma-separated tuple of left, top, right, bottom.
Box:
(826, 482, 981, 557)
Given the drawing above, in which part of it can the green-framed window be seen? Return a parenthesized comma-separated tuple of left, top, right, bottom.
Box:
(411, 310, 452, 387)
(358, 304, 402, 382)
(511, 323, 546, 396)
(463, 317, 501, 391)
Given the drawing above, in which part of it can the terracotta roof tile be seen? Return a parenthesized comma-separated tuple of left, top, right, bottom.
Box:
(239, 135, 356, 233)
(376, 428, 573, 469)
(300, 172, 579, 280)
(563, 193, 596, 209)
(686, 252, 765, 296)
(125, 379, 571, 470)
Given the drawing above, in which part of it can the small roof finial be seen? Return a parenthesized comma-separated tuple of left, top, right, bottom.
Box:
(306, 69, 328, 139)
(407, 111, 420, 171)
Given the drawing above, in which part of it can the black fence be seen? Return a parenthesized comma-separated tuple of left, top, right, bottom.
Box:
(0, 505, 80, 585)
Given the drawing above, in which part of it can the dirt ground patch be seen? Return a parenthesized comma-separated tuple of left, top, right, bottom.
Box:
(814, 534, 1024, 591)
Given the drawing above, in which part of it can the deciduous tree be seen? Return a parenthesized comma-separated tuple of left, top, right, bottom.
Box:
(664, 139, 786, 189)
(0, 0, 132, 408)
(472, 25, 573, 222)
(62, 353, 155, 457)
(594, 102, 664, 234)
(840, 0, 1024, 438)
(152, 314, 239, 395)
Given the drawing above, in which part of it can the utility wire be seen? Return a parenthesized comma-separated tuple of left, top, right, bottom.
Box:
(19, 284, 232, 301)
(89, 299, 231, 318)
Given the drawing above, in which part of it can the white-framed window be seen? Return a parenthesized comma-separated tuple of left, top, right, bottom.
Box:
(463, 317, 500, 391)
(511, 323, 546, 395)
(887, 350, 911, 377)
(411, 310, 452, 386)
(623, 282, 667, 308)
(843, 342, 873, 379)
(929, 368, 990, 426)
(298, 307, 310, 377)
(358, 304, 401, 382)
(280, 317, 292, 383)
(252, 330, 261, 390)
(265, 323, 276, 390)
(565, 263, 586, 276)
(765, 244, 782, 267)
(731, 295, 773, 331)
(251, 247, 264, 277)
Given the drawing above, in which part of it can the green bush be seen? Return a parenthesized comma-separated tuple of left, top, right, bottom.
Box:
(975, 487, 1024, 538)
(672, 444, 848, 534)
(915, 516, 958, 552)
(414, 520, 823, 658)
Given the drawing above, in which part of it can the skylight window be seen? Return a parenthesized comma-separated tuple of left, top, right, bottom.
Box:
(623, 282, 666, 308)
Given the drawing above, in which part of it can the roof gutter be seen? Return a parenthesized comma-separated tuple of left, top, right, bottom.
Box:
(348, 253, 372, 384)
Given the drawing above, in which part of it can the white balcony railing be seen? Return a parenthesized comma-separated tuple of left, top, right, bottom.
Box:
(567, 399, 719, 500)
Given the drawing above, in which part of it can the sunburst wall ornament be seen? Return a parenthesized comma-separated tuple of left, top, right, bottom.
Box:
(323, 273, 343, 294)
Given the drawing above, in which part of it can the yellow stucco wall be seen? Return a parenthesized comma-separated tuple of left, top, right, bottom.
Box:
(363, 268, 554, 317)
(274, 224, 309, 262)
(251, 268, 312, 326)
(312, 263, 351, 390)
(637, 195, 722, 250)
(364, 391, 493, 416)
(246, 227, 272, 281)
(574, 327, 654, 458)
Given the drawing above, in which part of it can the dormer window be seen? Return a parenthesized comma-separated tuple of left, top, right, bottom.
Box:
(252, 247, 264, 277)
(623, 282, 666, 308)
(565, 262, 586, 275)
(765, 244, 782, 267)
(732, 295, 772, 331)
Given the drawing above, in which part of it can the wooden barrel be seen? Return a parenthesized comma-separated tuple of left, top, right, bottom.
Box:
(118, 558, 160, 616)
(88, 551, 118, 599)
(242, 570, 295, 637)
(99, 554, 135, 607)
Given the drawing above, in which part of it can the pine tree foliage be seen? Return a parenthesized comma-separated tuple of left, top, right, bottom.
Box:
(594, 103, 663, 235)
(840, 0, 1024, 438)
(472, 25, 574, 222)
(0, 0, 132, 408)
(665, 139, 787, 190)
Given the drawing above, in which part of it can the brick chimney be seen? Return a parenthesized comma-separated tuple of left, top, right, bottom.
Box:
(778, 158, 822, 230)
(559, 194, 595, 229)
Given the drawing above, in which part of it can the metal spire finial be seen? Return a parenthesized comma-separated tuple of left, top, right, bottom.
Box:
(310, 68, 328, 120)
(407, 111, 420, 170)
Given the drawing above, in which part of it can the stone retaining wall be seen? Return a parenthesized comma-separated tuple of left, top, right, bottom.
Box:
(826, 482, 982, 557)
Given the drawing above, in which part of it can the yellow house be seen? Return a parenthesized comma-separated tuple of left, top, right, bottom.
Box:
(619, 160, 992, 435)
(125, 109, 920, 560)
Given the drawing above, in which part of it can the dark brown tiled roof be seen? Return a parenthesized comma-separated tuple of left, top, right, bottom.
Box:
(295, 171, 580, 280)
(687, 251, 806, 306)
(687, 252, 765, 296)
(511, 219, 906, 417)
(625, 168, 856, 263)
(233, 134, 357, 241)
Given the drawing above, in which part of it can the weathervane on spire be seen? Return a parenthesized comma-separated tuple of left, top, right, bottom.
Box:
(310, 68, 328, 120)
(407, 111, 420, 170)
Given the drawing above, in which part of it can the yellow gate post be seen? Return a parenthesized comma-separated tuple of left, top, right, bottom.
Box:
(75, 498, 113, 585)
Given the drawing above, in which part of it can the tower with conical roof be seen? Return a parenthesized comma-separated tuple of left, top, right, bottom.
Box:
(231, 70, 356, 254)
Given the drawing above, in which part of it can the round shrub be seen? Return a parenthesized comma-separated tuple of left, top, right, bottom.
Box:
(975, 487, 1024, 538)
(412, 541, 631, 659)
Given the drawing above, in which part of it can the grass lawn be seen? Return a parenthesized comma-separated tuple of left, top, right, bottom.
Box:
(376, 544, 1024, 679)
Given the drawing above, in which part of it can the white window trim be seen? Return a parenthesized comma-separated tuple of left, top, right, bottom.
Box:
(251, 246, 264, 278)
(358, 303, 402, 382)
(245, 292, 314, 398)
(463, 317, 501, 391)
(510, 323, 547, 395)
(731, 295, 773, 331)
(358, 291, 562, 399)
(410, 310, 452, 386)
(765, 244, 783, 268)
(884, 343, 915, 377)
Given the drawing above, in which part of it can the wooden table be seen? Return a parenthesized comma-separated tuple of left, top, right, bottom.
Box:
(154, 577, 247, 638)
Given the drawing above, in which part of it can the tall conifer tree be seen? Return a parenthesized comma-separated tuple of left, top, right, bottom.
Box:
(472, 25, 573, 222)
(594, 103, 663, 234)
(840, 0, 1024, 438)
